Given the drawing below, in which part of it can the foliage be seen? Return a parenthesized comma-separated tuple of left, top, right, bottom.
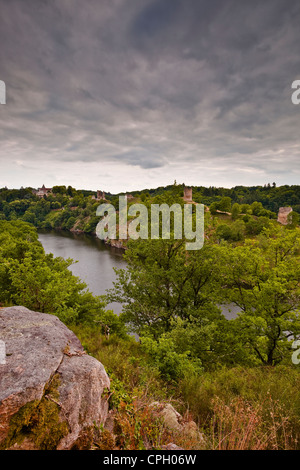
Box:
(106, 219, 300, 368)
(179, 365, 300, 449)
(215, 220, 245, 241)
(140, 335, 203, 382)
(106, 238, 222, 339)
(217, 227, 300, 365)
(75, 325, 300, 450)
(1, 184, 300, 449)
(0, 220, 113, 326)
(231, 202, 241, 220)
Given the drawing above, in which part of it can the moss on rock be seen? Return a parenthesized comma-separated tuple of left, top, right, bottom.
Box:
(1, 373, 69, 450)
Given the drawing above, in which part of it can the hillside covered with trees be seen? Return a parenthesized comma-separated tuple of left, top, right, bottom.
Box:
(0, 183, 300, 237)
(0, 183, 300, 450)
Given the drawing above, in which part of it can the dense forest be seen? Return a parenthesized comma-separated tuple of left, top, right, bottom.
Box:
(0, 183, 300, 450)
(0, 182, 300, 237)
(133, 182, 300, 213)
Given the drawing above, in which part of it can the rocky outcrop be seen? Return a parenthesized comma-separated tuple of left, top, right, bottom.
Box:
(104, 238, 127, 250)
(150, 402, 206, 449)
(277, 207, 293, 225)
(0, 306, 110, 450)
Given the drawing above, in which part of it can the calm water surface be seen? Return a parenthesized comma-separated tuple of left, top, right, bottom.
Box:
(38, 230, 126, 314)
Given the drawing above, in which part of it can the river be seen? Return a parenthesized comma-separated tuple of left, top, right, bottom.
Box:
(38, 230, 238, 319)
(38, 230, 126, 315)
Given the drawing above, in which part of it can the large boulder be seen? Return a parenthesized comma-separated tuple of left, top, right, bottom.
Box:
(0, 306, 110, 450)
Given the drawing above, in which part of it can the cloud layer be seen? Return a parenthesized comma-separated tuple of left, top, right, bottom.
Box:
(0, 0, 300, 192)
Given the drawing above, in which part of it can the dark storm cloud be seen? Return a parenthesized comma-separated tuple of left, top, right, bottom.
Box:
(0, 0, 300, 190)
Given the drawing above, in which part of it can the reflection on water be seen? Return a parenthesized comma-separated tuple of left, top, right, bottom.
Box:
(38, 230, 126, 315)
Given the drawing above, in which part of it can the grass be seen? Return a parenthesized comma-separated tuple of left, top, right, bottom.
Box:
(71, 325, 300, 450)
(209, 396, 293, 450)
(179, 365, 300, 450)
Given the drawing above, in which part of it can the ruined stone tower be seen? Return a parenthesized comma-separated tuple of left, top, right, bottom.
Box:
(96, 190, 105, 200)
(277, 207, 293, 225)
(183, 186, 192, 202)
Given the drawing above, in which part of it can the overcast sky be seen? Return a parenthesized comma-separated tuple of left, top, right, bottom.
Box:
(0, 0, 300, 193)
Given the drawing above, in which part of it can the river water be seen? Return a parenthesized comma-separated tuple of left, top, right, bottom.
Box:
(38, 230, 126, 315)
(38, 230, 238, 319)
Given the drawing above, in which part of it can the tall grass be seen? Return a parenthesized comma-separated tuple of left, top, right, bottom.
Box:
(210, 396, 293, 450)
(179, 366, 300, 450)
(72, 326, 300, 450)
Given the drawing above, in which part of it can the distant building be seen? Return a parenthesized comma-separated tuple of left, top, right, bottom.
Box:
(34, 184, 52, 198)
(92, 190, 106, 201)
(183, 186, 193, 202)
(277, 207, 293, 225)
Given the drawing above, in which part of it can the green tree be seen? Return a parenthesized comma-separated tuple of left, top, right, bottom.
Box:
(251, 201, 264, 216)
(0, 220, 114, 327)
(245, 216, 271, 236)
(216, 224, 232, 241)
(209, 201, 219, 215)
(216, 220, 245, 242)
(52, 185, 67, 195)
(140, 334, 203, 381)
(106, 238, 222, 337)
(51, 201, 61, 210)
(287, 211, 300, 229)
(65, 216, 76, 230)
(217, 228, 300, 365)
(218, 197, 232, 212)
(240, 203, 251, 214)
(231, 203, 241, 220)
(8, 255, 82, 323)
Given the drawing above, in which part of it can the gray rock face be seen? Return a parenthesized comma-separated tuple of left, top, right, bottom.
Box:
(0, 306, 110, 450)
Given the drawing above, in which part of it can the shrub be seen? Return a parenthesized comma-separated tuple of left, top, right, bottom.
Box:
(140, 336, 202, 382)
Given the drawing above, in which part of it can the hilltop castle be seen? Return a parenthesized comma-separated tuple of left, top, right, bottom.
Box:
(92, 190, 106, 201)
(33, 185, 52, 198)
(183, 186, 193, 202)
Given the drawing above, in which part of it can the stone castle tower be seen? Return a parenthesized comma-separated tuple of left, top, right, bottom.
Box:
(96, 190, 105, 200)
(277, 207, 293, 225)
(183, 186, 192, 202)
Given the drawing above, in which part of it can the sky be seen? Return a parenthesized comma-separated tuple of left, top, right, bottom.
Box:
(0, 0, 300, 194)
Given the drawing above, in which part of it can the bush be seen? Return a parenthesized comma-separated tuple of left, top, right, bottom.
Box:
(216, 221, 245, 242)
(140, 336, 202, 382)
